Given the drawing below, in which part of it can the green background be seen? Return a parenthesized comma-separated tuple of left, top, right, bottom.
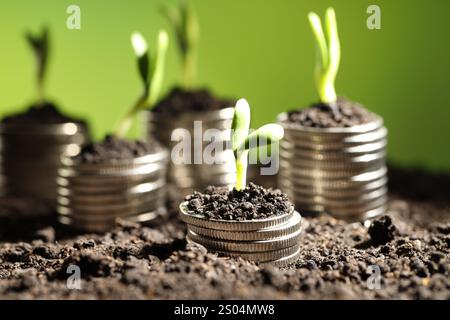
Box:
(1, 0, 449, 171)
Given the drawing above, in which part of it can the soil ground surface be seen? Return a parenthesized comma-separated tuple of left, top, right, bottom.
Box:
(0, 167, 448, 299)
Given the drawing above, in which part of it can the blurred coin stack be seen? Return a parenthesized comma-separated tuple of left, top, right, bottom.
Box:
(180, 203, 304, 266)
(0, 122, 88, 203)
(57, 150, 168, 232)
(278, 114, 388, 221)
(146, 108, 236, 196)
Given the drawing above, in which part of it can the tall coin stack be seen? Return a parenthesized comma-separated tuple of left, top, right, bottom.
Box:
(0, 122, 88, 204)
(278, 114, 388, 221)
(179, 203, 304, 266)
(146, 108, 236, 196)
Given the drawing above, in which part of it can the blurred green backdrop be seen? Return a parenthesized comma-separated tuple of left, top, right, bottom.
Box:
(1, 0, 449, 171)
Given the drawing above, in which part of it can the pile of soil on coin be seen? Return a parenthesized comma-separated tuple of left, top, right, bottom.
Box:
(0, 166, 448, 299)
(152, 87, 235, 114)
(185, 183, 292, 221)
(286, 97, 376, 128)
(1, 102, 85, 125)
(74, 135, 162, 164)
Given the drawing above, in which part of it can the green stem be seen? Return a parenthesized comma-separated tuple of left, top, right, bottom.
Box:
(115, 94, 147, 138)
(36, 80, 45, 106)
(182, 48, 195, 89)
(235, 150, 248, 191)
(318, 79, 337, 104)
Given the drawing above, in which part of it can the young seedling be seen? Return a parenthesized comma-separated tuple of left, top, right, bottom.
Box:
(161, 0, 199, 89)
(116, 30, 169, 138)
(26, 27, 49, 106)
(231, 99, 284, 190)
(308, 7, 341, 116)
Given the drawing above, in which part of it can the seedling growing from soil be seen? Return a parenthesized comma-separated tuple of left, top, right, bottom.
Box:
(161, 0, 199, 89)
(231, 99, 284, 190)
(26, 27, 49, 106)
(308, 7, 340, 116)
(116, 30, 169, 137)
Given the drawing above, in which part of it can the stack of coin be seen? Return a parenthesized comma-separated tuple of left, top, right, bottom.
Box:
(145, 108, 236, 196)
(57, 149, 169, 232)
(179, 203, 304, 266)
(0, 122, 88, 204)
(277, 113, 388, 221)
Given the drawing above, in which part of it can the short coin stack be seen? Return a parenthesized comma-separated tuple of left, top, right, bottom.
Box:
(179, 203, 304, 266)
(278, 113, 388, 221)
(57, 150, 169, 232)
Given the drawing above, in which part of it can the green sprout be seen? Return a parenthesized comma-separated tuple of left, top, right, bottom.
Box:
(231, 99, 285, 191)
(116, 30, 169, 138)
(308, 7, 341, 112)
(161, 0, 199, 89)
(26, 27, 49, 106)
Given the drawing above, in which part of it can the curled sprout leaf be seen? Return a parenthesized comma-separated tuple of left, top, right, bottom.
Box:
(231, 99, 285, 190)
(131, 32, 150, 89)
(231, 98, 251, 152)
(308, 7, 340, 106)
(26, 27, 49, 106)
(116, 30, 169, 138)
(161, 0, 199, 89)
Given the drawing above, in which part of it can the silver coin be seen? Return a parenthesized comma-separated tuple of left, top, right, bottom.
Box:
(0, 122, 88, 136)
(261, 247, 301, 267)
(58, 207, 166, 232)
(179, 202, 295, 231)
(187, 239, 300, 262)
(186, 226, 302, 252)
(188, 211, 302, 241)
(282, 127, 387, 149)
(279, 177, 387, 197)
(288, 186, 387, 203)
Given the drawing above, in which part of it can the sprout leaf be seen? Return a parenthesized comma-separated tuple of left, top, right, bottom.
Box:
(308, 7, 340, 106)
(26, 27, 49, 105)
(116, 30, 169, 138)
(230, 99, 284, 190)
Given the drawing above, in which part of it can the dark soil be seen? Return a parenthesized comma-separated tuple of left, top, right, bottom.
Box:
(0, 167, 449, 299)
(1, 102, 85, 125)
(74, 135, 162, 164)
(152, 87, 235, 114)
(287, 97, 376, 128)
(185, 183, 292, 221)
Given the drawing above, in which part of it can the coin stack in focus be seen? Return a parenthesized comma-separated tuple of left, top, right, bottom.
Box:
(57, 150, 168, 232)
(179, 203, 304, 266)
(146, 108, 236, 196)
(0, 122, 88, 204)
(278, 114, 388, 221)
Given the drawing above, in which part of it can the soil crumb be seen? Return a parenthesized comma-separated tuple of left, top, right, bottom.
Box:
(286, 97, 375, 128)
(152, 87, 235, 114)
(368, 215, 398, 245)
(185, 183, 292, 221)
